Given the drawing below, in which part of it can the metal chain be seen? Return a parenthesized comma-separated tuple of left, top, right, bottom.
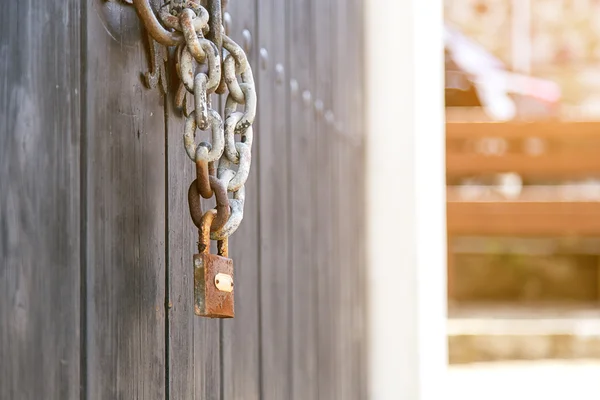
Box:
(134, 0, 256, 244)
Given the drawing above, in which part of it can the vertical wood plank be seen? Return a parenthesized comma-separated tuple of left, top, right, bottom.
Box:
(166, 48, 222, 399)
(221, 2, 261, 399)
(256, 0, 291, 398)
(0, 1, 81, 399)
(311, 0, 338, 399)
(332, 0, 343, 396)
(287, 0, 319, 398)
(347, 1, 368, 398)
(356, 0, 369, 394)
(86, 2, 165, 398)
(332, 0, 351, 398)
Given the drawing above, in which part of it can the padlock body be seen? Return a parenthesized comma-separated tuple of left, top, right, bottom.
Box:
(194, 253, 234, 318)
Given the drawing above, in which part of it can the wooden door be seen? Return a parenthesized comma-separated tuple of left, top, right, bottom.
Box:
(0, 0, 366, 398)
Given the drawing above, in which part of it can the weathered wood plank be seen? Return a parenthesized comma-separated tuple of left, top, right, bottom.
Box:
(332, 0, 358, 397)
(0, 1, 81, 399)
(86, 2, 165, 398)
(446, 122, 600, 178)
(451, 236, 600, 255)
(166, 44, 222, 400)
(287, 0, 319, 398)
(348, 0, 368, 397)
(220, 1, 261, 398)
(447, 201, 600, 235)
(256, 0, 292, 398)
(447, 185, 600, 202)
(332, 0, 346, 396)
(311, 0, 338, 398)
(446, 153, 600, 178)
(0, 2, 371, 399)
(446, 121, 600, 139)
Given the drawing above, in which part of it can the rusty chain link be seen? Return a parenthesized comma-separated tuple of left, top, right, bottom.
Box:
(134, 0, 256, 243)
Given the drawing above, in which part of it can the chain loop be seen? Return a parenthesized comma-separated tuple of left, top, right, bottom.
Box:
(134, 0, 256, 245)
(222, 35, 249, 73)
(183, 109, 224, 162)
(223, 112, 242, 162)
(193, 73, 209, 129)
(210, 185, 245, 240)
(159, 1, 209, 33)
(179, 8, 207, 62)
(180, 40, 220, 93)
(195, 145, 214, 198)
(175, 81, 191, 117)
(188, 178, 204, 228)
(220, 146, 251, 192)
(225, 82, 256, 136)
(132, 0, 183, 46)
(188, 176, 230, 231)
(223, 56, 244, 103)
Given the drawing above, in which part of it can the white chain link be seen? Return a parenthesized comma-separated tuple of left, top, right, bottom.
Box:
(158, 0, 256, 239)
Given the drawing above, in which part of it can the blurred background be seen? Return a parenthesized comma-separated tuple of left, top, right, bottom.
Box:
(445, 0, 600, 397)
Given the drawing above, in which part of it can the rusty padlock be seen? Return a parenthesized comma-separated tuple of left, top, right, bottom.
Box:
(194, 209, 235, 318)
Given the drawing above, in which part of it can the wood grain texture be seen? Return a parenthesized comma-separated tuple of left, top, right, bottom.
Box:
(312, 0, 338, 398)
(447, 201, 600, 236)
(0, 1, 369, 398)
(446, 121, 600, 139)
(332, 1, 346, 397)
(446, 154, 600, 178)
(85, 2, 166, 398)
(332, 0, 354, 398)
(287, 0, 319, 398)
(347, 1, 368, 397)
(256, 0, 292, 398)
(220, 1, 261, 399)
(0, 1, 81, 399)
(165, 27, 222, 400)
(446, 121, 600, 177)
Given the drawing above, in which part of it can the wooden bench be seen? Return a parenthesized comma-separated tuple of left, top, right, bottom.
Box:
(446, 121, 600, 300)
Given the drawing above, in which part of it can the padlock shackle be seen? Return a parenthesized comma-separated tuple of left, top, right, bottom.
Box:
(199, 210, 216, 254)
(199, 209, 229, 256)
(217, 239, 228, 258)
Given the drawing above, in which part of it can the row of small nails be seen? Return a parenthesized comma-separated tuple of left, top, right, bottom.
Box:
(238, 27, 362, 146)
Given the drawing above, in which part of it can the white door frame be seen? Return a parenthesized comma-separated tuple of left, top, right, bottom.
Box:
(364, 1, 448, 399)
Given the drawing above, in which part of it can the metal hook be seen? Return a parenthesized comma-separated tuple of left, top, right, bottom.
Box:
(132, 0, 183, 46)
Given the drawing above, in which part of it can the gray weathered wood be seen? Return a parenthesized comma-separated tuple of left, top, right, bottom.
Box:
(165, 28, 222, 400)
(332, 0, 368, 397)
(332, 1, 350, 398)
(85, 2, 166, 398)
(0, 2, 81, 399)
(1, 1, 368, 398)
(220, 2, 261, 399)
(349, 1, 368, 397)
(287, 0, 319, 398)
(312, 0, 338, 398)
(257, 0, 292, 398)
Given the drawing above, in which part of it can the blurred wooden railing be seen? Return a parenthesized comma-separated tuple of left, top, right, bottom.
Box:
(447, 122, 600, 178)
(446, 121, 600, 299)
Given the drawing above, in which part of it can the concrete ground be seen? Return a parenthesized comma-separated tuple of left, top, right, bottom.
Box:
(448, 360, 600, 400)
